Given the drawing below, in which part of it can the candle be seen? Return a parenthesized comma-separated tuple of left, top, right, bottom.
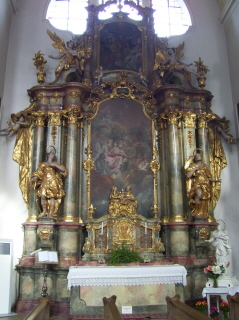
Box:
(101, 222, 103, 235)
(145, 222, 147, 234)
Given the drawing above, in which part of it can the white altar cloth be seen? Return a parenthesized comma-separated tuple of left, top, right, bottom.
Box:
(67, 264, 187, 289)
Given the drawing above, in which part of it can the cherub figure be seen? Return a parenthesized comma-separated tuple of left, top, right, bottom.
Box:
(217, 126, 238, 152)
(97, 66, 104, 85)
(47, 29, 88, 85)
(153, 40, 198, 79)
(138, 68, 148, 86)
(0, 114, 29, 140)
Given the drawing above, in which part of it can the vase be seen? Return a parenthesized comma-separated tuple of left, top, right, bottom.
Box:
(223, 311, 229, 319)
(213, 278, 218, 288)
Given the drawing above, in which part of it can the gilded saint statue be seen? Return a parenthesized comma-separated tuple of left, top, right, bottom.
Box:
(185, 150, 221, 220)
(31, 147, 67, 219)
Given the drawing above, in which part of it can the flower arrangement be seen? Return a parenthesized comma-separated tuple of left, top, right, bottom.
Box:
(220, 301, 229, 318)
(108, 242, 143, 265)
(210, 306, 219, 319)
(195, 300, 208, 313)
(204, 264, 225, 287)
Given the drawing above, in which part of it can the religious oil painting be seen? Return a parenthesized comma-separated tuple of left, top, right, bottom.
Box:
(99, 22, 142, 72)
(91, 98, 153, 219)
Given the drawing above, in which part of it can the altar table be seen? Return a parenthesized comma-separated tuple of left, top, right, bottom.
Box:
(67, 264, 187, 289)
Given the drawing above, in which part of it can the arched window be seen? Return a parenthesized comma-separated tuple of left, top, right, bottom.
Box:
(153, 0, 192, 37)
(46, 0, 192, 37)
(46, 0, 88, 35)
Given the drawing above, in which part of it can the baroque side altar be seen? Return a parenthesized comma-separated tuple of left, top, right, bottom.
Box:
(1, 0, 236, 316)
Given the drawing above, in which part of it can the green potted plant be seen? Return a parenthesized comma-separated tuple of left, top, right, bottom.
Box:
(108, 242, 143, 266)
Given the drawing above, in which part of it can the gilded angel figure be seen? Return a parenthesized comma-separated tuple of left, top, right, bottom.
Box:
(153, 39, 198, 79)
(47, 29, 90, 85)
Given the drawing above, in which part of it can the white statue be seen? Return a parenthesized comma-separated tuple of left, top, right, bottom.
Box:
(205, 220, 231, 267)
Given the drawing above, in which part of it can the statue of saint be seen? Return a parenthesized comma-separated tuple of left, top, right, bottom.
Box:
(205, 221, 231, 267)
(185, 151, 220, 219)
(31, 147, 67, 219)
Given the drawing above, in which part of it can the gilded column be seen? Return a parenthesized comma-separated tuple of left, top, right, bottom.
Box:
(161, 109, 184, 222)
(62, 108, 82, 222)
(27, 111, 46, 222)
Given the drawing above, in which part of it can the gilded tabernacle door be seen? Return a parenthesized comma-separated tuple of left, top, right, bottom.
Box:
(89, 98, 155, 219)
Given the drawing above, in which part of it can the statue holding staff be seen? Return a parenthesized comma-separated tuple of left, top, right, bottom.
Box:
(31, 146, 67, 219)
(185, 149, 221, 220)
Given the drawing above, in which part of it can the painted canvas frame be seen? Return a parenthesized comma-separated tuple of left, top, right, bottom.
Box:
(90, 98, 154, 219)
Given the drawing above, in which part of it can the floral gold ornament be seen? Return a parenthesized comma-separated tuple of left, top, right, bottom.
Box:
(187, 130, 193, 148)
(38, 227, 51, 240)
(199, 228, 210, 239)
(32, 51, 47, 85)
(52, 92, 61, 101)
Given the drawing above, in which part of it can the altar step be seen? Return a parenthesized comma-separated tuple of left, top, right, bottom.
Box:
(70, 314, 168, 320)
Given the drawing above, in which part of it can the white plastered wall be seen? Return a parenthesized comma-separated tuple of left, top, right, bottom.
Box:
(0, 0, 239, 308)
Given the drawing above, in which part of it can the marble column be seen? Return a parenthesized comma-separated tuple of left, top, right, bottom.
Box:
(157, 118, 169, 222)
(46, 110, 62, 161)
(27, 111, 46, 222)
(197, 113, 213, 168)
(77, 121, 84, 223)
(62, 108, 82, 222)
(162, 109, 184, 222)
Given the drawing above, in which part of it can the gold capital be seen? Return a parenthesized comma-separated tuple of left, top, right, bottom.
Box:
(197, 113, 216, 128)
(161, 109, 182, 126)
(183, 111, 196, 128)
(48, 110, 62, 126)
(32, 111, 46, 127)
(64, 108, 82, 125)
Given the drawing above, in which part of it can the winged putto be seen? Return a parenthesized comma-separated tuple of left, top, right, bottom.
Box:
(47, 29, 91, 85)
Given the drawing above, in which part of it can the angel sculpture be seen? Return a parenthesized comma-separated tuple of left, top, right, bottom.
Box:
(153, 40, 198, 81)
(216, 126, 238, 152)
(47, 29, 90, 85)
(0, 114, 29, 140)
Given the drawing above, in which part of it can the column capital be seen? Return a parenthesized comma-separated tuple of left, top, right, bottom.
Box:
(31, 111, 47, 127)
(64, 107, 83, 125)
(183, 111, 196, 128)
(197, 113, 216, 128)
(161, 109, 182, 126)
(48, 110, 62, 126)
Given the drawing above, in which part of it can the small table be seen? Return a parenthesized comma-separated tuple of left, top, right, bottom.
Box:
(202, 286, 239, 316)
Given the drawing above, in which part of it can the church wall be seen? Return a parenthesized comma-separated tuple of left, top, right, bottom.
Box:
(0, 0, 16, 98)
(221, 0, 239, 279)
(0, 0, 239, 308)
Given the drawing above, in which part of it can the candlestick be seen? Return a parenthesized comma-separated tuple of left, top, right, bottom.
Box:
(101, 222, 103, 235)
(145, 222, 147, 234)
